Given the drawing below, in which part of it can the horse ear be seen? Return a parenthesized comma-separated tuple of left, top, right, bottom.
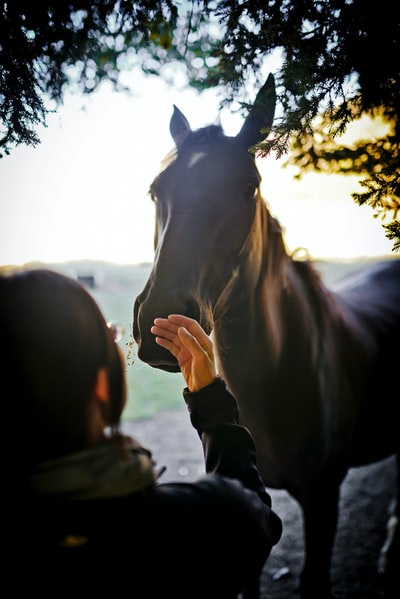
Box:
(237, 73, 276, 149)
(170, 105, 191, 148)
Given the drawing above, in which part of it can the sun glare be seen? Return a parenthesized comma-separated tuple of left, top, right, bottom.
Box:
(0, 78, 394, 267)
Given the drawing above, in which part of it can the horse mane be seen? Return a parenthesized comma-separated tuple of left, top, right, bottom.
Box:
(158, 148, 177, 174)
(257, 202, 291, 361)
(258, 199, 342, 369)
(292, 257, 340, 346)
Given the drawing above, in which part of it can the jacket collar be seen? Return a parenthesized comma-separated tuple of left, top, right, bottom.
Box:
(29, 435, 157, 501)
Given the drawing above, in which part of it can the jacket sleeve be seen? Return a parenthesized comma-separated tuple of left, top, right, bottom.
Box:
(183, 376, 282, 543)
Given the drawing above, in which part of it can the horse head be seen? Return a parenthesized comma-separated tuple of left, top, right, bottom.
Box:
(133, 74, 276, 371)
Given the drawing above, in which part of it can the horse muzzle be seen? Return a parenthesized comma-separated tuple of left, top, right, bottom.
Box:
(132, 290, 209, 373)
(132, 296, 177, 371)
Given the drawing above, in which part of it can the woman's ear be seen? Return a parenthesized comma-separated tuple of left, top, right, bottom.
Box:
(88, 368, 111, 442)
(94, 368, 110, 403)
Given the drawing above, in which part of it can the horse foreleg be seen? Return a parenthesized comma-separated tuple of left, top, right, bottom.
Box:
(296, 481, 341, 599)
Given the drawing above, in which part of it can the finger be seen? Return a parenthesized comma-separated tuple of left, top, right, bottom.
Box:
(151, 318, 180, 341)
(177, 326, 208, 359)
(167, 314, 197, 328)
(151, 324, 175, 341)
(178, 327, 216, 385)
(154, 335, 180, 357)
(168, 315, 209, 346)
(151, 329, 183, 349)
(153, 317, 180, 334)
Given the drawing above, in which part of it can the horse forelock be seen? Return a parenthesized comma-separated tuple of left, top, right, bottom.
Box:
(184, 124, 225, 148)
(155, 125, 226, 180)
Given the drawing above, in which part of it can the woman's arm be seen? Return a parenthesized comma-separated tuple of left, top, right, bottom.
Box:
(152, 315, 282, 541)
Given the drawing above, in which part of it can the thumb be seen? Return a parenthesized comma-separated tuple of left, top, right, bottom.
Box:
(178, 326, 193, 345)
(178, 326, 201, 355)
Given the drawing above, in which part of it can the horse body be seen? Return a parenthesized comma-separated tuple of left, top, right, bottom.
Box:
(133, 74, 400, 597)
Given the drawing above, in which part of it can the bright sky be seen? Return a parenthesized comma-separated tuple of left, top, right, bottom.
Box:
(0, 71, 394, 267)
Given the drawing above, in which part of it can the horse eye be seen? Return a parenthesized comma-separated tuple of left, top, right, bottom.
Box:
(245, 183, 258, 198)
(149, 190, 157, 203)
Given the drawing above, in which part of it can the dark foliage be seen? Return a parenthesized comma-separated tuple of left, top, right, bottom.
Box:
(0, 1, 181, 154)
(1, 0, 399, 248)
(193, 0, 400, 250)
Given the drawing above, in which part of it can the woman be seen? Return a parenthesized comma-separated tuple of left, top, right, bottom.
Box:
(1, 268, 281, 598)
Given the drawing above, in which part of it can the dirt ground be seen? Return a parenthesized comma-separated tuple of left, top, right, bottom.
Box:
(122, 408, 397, 599)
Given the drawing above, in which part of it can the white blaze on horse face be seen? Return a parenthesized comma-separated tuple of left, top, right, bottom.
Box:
(188, 151, 207, 168)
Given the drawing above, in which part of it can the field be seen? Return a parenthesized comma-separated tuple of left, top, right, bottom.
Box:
(33, 256, 387, 421)
(30, 260, 185, 420)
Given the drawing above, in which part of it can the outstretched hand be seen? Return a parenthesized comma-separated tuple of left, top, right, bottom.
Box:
(151, 315, 217, 392)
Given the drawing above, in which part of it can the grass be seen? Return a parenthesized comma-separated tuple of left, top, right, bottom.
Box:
(37, 256, 387, 421)
(41, 260, 185, 421)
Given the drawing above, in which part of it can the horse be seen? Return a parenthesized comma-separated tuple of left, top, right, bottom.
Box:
(132, 74, 400, 598)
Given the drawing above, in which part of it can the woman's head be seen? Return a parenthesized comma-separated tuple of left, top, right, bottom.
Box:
(0, 268, 126, 466)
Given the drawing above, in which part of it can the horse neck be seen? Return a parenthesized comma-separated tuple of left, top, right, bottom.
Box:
(212, 199, 285, 364)
(217, 195, 338, 368)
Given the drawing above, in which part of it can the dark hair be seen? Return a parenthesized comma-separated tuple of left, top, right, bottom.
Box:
(0, 268, 125, 468)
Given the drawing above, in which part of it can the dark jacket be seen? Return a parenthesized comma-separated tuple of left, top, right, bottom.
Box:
(18, 378, 282, 598)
